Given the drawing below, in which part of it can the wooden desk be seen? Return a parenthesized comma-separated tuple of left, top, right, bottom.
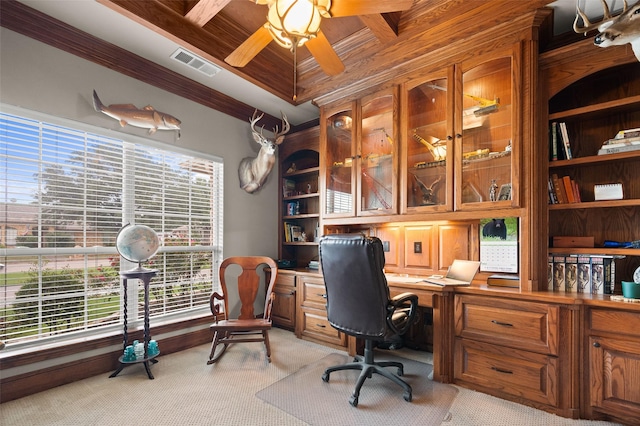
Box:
(348, 277, 455, 383)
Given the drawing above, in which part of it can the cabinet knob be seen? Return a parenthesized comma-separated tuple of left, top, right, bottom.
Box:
(455, 133, 462, 138)
(593, 341, 601, 348)
(447, 135, 453, 141)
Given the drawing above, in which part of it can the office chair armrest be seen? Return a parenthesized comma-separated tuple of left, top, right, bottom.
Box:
(389, 292, 418, 308)
(387, 292, 418, 335)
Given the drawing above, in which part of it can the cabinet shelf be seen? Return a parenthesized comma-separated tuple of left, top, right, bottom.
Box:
(283, 213, 320, 219)
(284, 193, 319, 201)
(549, 150, 640, 168)
(284, 166, 320, 178)
(283, 241, 318, 246)
(549, 95, 640, 121)
(548, 199, 640, 210)
(548, 247, 639, 256)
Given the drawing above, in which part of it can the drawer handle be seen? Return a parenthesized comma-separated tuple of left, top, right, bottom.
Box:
(319, 293, 327, 299)
(316, 324, 326, 328)
(491, 320, 513, 327)
(593, 341, 601, 348)
(491, 366, 513, 374)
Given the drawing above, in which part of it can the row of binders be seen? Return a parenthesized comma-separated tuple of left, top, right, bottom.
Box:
(283, 222, 304, 242)
(548, 255, 615, 294)
(548, 173, 581, 204)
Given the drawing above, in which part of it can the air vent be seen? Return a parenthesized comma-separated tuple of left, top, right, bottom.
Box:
(170, 48, 220, 77)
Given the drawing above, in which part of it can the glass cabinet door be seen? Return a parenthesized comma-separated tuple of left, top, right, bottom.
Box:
(404, 73, 453, 212)
(359, 90, 397, 215)
(457, 55, 514, 209)
(323, 105, 355, 217)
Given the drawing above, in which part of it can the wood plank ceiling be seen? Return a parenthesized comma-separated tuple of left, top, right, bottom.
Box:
(96, 0, 552, 105)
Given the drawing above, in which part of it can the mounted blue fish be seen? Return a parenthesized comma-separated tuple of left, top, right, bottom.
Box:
(92, 90, 181, 138)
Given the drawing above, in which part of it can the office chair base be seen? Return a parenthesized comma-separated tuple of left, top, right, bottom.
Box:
(322, 340, 412, 407)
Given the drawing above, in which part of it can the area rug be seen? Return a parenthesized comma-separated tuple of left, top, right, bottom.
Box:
(256, 352, 458, 425)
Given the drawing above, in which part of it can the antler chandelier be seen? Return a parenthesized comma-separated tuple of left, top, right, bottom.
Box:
(260, 0, 332, 50)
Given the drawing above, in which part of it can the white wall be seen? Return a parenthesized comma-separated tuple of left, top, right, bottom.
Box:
(0, 28, 278, 259)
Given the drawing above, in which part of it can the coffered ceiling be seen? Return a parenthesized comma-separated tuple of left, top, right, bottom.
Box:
(2, 0, 618, 126)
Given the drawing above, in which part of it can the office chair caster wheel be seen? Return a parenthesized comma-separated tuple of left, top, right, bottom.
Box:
(403, 392, 412, 402)
(322, 372, 330, 382)
(349, 395, 358, 407)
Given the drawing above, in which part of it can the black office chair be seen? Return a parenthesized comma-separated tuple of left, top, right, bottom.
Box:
(318, 234, 419, 407)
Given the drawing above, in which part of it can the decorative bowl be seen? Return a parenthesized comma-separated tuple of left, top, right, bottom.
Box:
(621, 281, 640, 299)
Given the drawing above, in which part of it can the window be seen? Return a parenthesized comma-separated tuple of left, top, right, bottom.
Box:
(0, 108, 223, 347)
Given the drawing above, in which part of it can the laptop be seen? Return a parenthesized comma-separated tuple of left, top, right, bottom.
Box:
(423, 259, 480, 286)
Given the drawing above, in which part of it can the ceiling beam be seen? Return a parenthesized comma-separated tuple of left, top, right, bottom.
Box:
(185, 0, 233, 27)
(0, 0, 286, 129)
(358, 14, 399, 44)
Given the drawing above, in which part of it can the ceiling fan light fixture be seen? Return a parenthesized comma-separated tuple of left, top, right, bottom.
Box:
(266, 0, 331, 50)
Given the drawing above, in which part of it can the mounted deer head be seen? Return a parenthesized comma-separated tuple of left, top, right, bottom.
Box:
(238, 110, 290, 193)
(574, 0, 640, 61)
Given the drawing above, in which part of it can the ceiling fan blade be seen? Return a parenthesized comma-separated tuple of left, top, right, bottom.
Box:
(305, 31, 345, 76)
(330, 0, 414, 17)
(225, 26, 272, 67)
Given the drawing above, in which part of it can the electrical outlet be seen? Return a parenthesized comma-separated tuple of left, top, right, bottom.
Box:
(382, 241, 390, 252)
(414, 241, 422, 253)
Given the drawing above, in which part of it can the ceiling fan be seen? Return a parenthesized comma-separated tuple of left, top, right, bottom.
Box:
(225, 0, 415, 77)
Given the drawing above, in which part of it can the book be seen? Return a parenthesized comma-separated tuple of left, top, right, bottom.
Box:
(559, 122, 572, 159)
(552, 255, 566, 292)
(603, 257, 615, 295)
(548, 255, 555, 292)
(565, 256, 578, 293)
(590, 257, 605, 295)
(571, 179, 581, 202)
(614, 127, 640, 139)
(487, 274, 520, 287)
(577, 256, 591, 293)
(547, 176, 558, 204)
(598, 138, 640, 155)
(551, 173, 567, 203)
(562, 176, 576, 203)
(550, 121, 558, 161)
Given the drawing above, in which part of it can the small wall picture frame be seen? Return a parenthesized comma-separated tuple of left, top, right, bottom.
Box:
(498, 183, 512, 201)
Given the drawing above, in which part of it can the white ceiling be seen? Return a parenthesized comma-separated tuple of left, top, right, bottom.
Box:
(16, 0, 624, 126)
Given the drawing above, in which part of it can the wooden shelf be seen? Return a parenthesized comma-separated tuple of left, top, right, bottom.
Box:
(548, 199, 640, 210)
(283, 213, 320, 219)
(283, 242, 318, 246)
(549, 151, 640, 168)
(548, 247, 639, 257)
(284, 166, 319, 177)
(549, 95, 640, 121)
(283, 193, 319, 201)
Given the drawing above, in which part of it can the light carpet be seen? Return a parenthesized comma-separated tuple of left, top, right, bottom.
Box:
(256, 352, 457, 425)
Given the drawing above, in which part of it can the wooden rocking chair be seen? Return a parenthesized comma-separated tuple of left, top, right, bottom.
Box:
(207, 256, 278, 365)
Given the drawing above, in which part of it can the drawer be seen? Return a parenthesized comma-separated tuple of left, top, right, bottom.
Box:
(455, 295, 559, 355)
(275, 272, 296, 287)
(455, 338, 559, 407)
(588, 308, 640, 338)
(299, 275, 327, 306)
(299, 306, 346, 347)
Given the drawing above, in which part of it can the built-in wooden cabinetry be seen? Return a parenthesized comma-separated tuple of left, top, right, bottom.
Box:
(454, 292, 578, 417)
(544, 61, 640, 292)
(271, 270, 296, 330)
(278, 126, 320, 270)
(583, 304, 640, 423)
(296, 272, 347, 348)
(321, 88, 399, 219)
